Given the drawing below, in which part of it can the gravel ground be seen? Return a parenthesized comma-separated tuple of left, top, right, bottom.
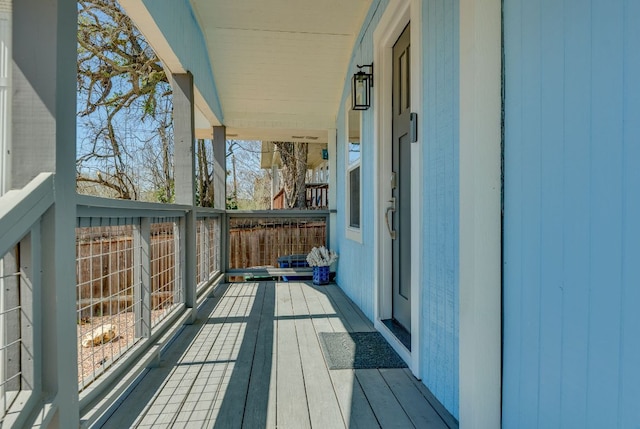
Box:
(77, 310, 170, 387)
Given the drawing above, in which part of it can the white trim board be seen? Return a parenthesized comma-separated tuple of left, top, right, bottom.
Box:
(373, 0, 503, 426)
(344, 95, 363, 244)
(372, 0, 423, 378)
(459, 0, 502, 427)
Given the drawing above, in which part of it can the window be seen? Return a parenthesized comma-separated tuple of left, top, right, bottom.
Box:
(345, 100, 362, 242)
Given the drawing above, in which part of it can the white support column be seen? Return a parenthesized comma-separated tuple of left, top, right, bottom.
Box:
(212, 125, 226, 210)
(459, 0, 502, 427)
(0, 9, 10, 379)
(12, 0, 79, 426)
(172, 72, 197, 321)
(327, 129, 337, 249)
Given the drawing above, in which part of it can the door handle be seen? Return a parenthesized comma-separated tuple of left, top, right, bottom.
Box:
(385, 198, 397, 240)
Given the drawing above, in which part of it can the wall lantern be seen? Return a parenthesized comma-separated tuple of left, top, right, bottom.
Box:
(351, 63, 373, 110)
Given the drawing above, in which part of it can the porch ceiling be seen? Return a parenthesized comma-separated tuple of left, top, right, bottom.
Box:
(190, 0, 372, 142)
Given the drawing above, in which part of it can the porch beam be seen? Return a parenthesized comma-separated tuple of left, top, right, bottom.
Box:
(171, 72, 197, 321)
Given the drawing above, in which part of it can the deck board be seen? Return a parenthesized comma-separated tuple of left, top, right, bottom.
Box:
(355, 369, 415, 429)
(275, 282, 312, 429)
(379, 368, 448, 428)
(98, 282, 456, 429)
(241, 283, 276, 429)
(323, 284, 376, 333)
(289, 282, 346, 429)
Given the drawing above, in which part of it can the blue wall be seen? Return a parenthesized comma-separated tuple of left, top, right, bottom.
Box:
(503, 0, 640, 427)
(335, 0, 460, 418)
(420, 0, 459, 418)
(335, 0, 386, 323)
(142, 0, 223, 122)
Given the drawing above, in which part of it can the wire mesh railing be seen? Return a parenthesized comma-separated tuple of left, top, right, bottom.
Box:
(150, 219, 181, 327)
(74, 210, 224, 391)
(196, 216, 221, 289)
(0, 260, 23, 418)
(0, 240, 36, 421)
(76, 219, 141, 390)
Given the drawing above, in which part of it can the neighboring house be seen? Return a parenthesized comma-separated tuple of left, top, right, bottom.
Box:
(259, 141, 330, 209)
(1, 0, 639, 428)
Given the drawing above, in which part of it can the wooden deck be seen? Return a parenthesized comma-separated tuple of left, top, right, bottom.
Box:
(98, 282, 454, 428)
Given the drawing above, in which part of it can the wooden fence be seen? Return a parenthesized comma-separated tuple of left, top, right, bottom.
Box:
(228, 218, 326, 269)
(76, 228, 177, 319)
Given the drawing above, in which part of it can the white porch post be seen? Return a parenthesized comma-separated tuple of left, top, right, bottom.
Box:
(13, 0, 79, 426)
(459, 0, 502, 427)
(172, 72, 197, 321)
(327, 128, 337, 248)
(212, 125, 226, 210)
(0, 4, 11, 409)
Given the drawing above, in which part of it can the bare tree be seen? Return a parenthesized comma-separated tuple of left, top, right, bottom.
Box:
(273, 142, 308, 209)
(196, 139, 215, 207)
(76, 0, 174, 201)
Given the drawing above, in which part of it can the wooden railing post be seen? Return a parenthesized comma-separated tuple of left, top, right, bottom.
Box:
(134, 218, 151, 338)
(221, 212, 229, 279)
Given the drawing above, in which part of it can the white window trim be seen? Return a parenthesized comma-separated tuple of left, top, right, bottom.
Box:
(0, 8, 11, 196)
(345, 96, 363, 243)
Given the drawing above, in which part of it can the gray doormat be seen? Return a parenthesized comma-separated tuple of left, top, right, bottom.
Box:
(318, 332, 408, 370)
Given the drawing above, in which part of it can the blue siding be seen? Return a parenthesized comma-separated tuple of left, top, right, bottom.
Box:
(336, 0, 460, 419)
(335, 0, 387, 322)
(142, 0, 223, 122)
(421, 0, 459, 418)
(503, 0, 640, 426)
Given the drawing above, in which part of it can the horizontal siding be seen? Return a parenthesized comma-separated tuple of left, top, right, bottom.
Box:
(142, 0, 223, 122)
(503, 0, 640, 427)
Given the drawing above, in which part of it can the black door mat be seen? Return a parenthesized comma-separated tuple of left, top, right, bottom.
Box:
(381, 318, 411, 351)
(318, 332, 408, 370)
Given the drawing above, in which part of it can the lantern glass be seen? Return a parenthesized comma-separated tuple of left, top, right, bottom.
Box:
(352, 72, 371, 110)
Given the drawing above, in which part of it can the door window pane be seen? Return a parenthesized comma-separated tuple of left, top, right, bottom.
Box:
(349, 166, 360, 228)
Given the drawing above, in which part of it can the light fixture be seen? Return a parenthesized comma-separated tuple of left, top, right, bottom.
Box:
(351, 63, 373, 110)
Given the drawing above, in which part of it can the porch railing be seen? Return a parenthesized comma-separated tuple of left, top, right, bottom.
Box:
(0, 173, 54, 427)
(0, 180, 329, 425)
(74, 197, 225, 396)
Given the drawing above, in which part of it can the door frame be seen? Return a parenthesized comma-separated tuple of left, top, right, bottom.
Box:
(373, 0, 502, 425)
(372, 0, 423, 377)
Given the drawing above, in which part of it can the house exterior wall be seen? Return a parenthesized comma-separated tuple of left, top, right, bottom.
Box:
(335, 0, 387, 323)
(141, 0, 223, 122)
(335, 0, 460, 419)
(421, 0, 459, 417)
(503, 0, 640, 427)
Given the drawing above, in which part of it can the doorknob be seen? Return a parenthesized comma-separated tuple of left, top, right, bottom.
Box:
(385, 198, 397, 240)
